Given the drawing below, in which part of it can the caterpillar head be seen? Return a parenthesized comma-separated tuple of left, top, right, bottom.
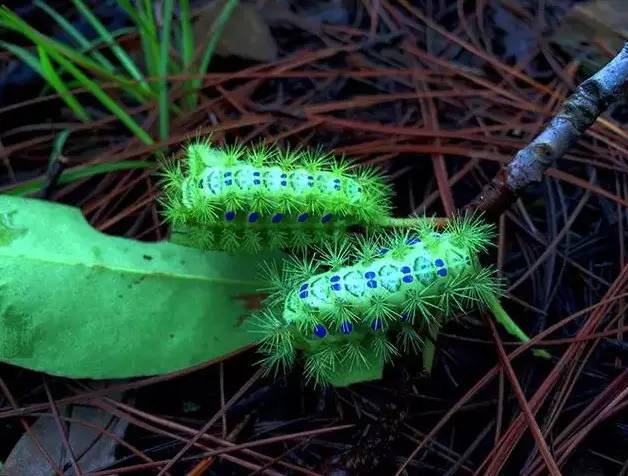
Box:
(158, 141, 393, 252)
(251, 214, 502, 387)
(186, 141, 228, 173)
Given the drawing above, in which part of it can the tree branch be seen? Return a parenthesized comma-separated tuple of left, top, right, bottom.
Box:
(464, 42, 628, 221)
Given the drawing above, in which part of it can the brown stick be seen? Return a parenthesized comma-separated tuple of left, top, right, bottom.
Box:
(464, 43, 628, 221)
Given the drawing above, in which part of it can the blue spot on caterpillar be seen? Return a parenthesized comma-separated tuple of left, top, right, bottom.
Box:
(313, 324, 327, 338)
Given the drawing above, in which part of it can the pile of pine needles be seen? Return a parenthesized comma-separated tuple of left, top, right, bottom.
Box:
(0, 1, 626, 474)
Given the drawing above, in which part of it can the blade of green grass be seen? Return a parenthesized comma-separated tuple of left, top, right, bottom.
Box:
(4, 160, 154, 196)
(141, 0, 160, 77)
(0, 41, 89, 121)
(50, 129, 72, 162)
(0, 7, 148, 101)
(0, 12, 155, 144)
(84, 26, 138, 52)
(115, 0, 159, 78)
(69, 0, 152, 95)
(37, 46, 91, 122)
(143, 0, 156, 27)
(180, 0, 193, 70)
(37, 129, 72, 197)
(179, 0, 195, 108)
(44, 47, 154, 144)
(112, 0, 142, 25)
(34, 0, 115, 72)
(0, 40, 43, 75)
(103, 22, 182, 119)
(187, 0, 240, 108)
(158, 0, 175, 142)
(0, 9, 116, 80)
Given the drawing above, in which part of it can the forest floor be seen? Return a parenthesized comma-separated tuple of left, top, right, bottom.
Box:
(0, 1, 627, 475)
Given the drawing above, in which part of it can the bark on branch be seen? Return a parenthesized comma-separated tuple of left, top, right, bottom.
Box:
(464, 42, 628, 221)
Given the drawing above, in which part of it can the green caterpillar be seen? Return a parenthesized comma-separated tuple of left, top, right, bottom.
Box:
(250, 215, 543, 387)
(159, 141, 393, 252)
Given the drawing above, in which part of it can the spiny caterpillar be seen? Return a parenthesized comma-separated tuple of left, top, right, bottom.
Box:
(159, 141, 393, 252)
(251, 215, 513, 386)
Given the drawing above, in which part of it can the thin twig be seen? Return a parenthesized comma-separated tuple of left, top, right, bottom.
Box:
(0, 377, 64, 476)
(485, 317, 561, 476)
(186, 412, 254, 476)
(156, 367, 264, 475)
(465, 43, 628, 220)
(42, 380, 83, 476)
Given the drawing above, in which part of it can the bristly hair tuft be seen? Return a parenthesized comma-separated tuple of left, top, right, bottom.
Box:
(446, 211, 495, 255)
(370, 333, 399, 363)
(304, 346, 336, 387)
(301, 145, 333, 171)
(313, 235, 353, 270)
(222, 142, 246, 165)
(397, 324, 424, 354)
(351, 233, 381, 263)
(402, 283, 441, 325)
(321, 298, 359, 326)
(330, 153, 352, 175)
(251, 310, 296, 376)
(339, 342, 370, 369)
(282, 254, 321, 286)
(365, 292, 401, 325)
(247, 140, 277, 167)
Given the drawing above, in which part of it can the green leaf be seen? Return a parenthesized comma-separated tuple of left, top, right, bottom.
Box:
(327, 353, 384, 387)
(0, 195, 279, 378)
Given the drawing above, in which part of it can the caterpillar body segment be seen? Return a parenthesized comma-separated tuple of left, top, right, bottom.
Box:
(251, 215, 503, 386)
(159, 141, 393, 251)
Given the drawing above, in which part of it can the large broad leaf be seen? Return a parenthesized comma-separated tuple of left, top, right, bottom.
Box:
(0, 195, 277, 378)
(0, 195, 382, 386)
